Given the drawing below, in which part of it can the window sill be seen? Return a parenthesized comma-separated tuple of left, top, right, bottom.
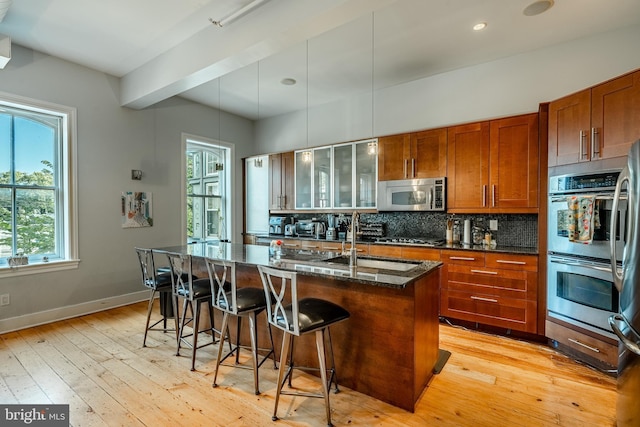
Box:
(0, 259, 81, 278)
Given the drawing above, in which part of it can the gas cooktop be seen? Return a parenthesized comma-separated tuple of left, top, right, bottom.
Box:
(375, 237, 445, 247)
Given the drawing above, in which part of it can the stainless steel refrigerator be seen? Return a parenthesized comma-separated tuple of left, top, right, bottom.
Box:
(610, 139, 640, 427)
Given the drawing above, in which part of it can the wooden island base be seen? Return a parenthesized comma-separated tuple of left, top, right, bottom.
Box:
(228, 263, 442, 412)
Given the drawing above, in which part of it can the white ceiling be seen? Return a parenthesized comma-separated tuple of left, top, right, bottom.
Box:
(1, 0, 639, 120)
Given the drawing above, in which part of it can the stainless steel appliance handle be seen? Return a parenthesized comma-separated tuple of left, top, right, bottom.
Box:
(567, 338, 601, 353)
(549, 257, 612, 273)
(611, 167, 629, 293)
(591, 127, 600, 159)
(609, 314, 640, 356)
(549, 194, 627, 203)
(428, 185, 433, 209)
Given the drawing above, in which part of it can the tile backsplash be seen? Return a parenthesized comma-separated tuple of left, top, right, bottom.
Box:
(293, 212, 538, 249)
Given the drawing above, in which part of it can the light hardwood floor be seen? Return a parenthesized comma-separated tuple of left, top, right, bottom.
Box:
(0, 301, 616, 426)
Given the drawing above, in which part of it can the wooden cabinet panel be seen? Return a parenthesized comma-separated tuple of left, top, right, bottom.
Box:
(448, 115, 538, 213)
(441, 288, 537, 333)
(378, 128, 447, 181)
(441, 249, 485, 267)
(269, 151, 294, 210)
(592, 70, 640, 160)
(549, 69, 640, 166)
(378, 133, 410, 181)
(411, 128, 447, 178)
(548, 89, 591, 166)
(401, 247, 440, 261)
(369, 244, 403, 258)
(441, 249, 539, 334)
(447, 122, 490, 210)
(485, 253, 538, 272)
(489, 114, 539, 209)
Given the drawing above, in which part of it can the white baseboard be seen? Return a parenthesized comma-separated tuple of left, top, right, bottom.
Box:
(0, 290, 149, 334)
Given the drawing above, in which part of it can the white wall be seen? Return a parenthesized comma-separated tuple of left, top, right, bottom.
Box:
(255, 23, 640, 153)
(0, 45, 254, 331)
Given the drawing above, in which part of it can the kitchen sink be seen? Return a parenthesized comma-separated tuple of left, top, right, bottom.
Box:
(323, 256, 421, 272)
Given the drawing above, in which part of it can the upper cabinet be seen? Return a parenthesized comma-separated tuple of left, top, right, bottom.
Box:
(549, 70, 640, 166)
(269, 151, 294, 211)
(447, 113, 539, 213)
(295, 139, 378, 210)
(377, 128, 447, 181)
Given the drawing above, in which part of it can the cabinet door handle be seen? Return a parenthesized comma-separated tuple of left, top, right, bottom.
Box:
(591, 127, 600, 159)
(403, 159, 408, 178)
(492, 185, 496, 207)
(470, 269, 498, 275)
(450, 256, 476, 261)
(482, 185, 487, 207)
(496, 260, 526, 265)
(579, 130, 588, 159)
(411, 158, 416, 178)
(568, 338, 601, 353)
(470, 296, 498, 303)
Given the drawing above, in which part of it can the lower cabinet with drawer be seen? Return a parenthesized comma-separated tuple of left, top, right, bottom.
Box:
(440, 250, 539, 334)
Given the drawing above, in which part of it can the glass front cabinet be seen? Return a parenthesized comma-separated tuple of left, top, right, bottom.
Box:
(295, 138, 377, 210)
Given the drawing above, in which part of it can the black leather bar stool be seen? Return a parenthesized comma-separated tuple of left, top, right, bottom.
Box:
(205, 258, 276, 395)
(165, 251, 219, 371)
(257, 265, 350, 427)
(135, 247, 178, 347)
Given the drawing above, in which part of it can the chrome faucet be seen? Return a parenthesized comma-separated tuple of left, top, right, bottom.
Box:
(350, 210, 360, 268)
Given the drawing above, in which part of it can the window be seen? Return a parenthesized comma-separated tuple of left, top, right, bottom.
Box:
(0, 93, 78, 274)
(183, 134, 232, 243)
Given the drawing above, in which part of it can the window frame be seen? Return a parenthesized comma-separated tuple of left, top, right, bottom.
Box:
(0, 91, 79, 278)
(181, 133, 234, 243)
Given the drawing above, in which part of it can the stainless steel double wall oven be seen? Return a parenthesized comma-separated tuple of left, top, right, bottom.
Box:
(547, 170, 626, 340)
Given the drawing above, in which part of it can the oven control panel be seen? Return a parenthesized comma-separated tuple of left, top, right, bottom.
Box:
(549, 170, 621, 194)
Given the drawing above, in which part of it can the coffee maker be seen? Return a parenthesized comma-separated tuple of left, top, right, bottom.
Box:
(326, 214, 337, 240)
(269, 216, 287, 235)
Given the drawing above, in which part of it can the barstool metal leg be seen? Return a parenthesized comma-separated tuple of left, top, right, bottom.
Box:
(177, 298, 190, 356)
(273, 332, 292, 422)
(191, 301, 201, 371)
(315, 328, 333, 427)
(212, 312, 231, 388)
(248, 312, 260, 395)
(326, 328, 340, 393)
(143, 289, 157, 347)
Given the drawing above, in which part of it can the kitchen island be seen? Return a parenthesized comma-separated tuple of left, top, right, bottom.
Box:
(156, 242, 442, 412)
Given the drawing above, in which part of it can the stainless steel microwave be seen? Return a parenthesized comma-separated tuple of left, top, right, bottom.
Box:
(377, 178, 446, 211)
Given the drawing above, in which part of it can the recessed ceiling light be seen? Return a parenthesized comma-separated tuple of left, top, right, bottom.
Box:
(473, 22, 487, 31)
(280, 78, 296, 86)
(523, 0, 554, 16)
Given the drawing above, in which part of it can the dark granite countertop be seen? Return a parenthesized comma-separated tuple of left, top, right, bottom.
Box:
(255, 234, 538, 255)
(155, 242, 441, 289)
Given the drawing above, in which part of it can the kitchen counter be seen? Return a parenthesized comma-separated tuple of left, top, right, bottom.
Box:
(254, 234, 538, 255)
(159, 241, 440, 288)
(154, 241, 441, 412)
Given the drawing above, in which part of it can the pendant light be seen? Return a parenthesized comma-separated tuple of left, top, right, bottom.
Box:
(301, 39, 312, 163)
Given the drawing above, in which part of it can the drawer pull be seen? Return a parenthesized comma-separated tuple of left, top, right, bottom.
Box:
(470, 269, 498, 275)
(450, 256, 476, 261)
(324, 246, 340, 250)
(470, 296, 498, 303)
(568, 338, 601, 353)
(283, 243, 299, 248)
(496, 260, 526, 265)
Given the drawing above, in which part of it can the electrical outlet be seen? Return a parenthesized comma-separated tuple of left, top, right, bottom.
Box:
(489, 220, 498, 231)
(0, 293, 9, 306)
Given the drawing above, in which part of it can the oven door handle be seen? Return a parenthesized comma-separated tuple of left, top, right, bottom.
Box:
(549, 194, 627, 203)
(549, 258, 612, 273)
(611, 167, 629, 294)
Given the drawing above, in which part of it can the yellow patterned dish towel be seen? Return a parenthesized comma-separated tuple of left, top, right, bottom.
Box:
(566, 195, 598, 244)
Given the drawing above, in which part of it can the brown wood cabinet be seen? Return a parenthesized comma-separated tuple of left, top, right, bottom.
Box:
(378, 128, 447, 181)
(549, 70, 640, 166)
(447, 114, 539, 213)
(268, 151, 294, 210)
(440, 250, 538, 334)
